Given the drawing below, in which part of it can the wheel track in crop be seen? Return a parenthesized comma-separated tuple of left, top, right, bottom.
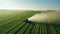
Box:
(14, 23, 26, 34)
(29, 24, 35, 34)
(46, 24, 52, 34)
(23, 23, 31, 34)
(6, 22, 23, 34)
(53, 24, 60, 34)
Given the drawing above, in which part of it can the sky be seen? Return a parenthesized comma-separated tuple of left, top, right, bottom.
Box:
(0, 0, 60, 10)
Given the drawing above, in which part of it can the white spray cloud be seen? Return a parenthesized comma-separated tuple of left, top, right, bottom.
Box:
(28, 11, 60, 23)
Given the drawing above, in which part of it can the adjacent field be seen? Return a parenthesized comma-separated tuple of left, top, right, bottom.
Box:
(0, 11, 60, 34)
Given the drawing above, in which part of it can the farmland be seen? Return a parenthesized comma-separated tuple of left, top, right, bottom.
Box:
(0, 11, 60, 34)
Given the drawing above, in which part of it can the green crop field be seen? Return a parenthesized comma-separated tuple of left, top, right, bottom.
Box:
(0, 11, 60, 34)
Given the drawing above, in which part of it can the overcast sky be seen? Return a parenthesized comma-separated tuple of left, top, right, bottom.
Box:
(0, 0, 60, 10)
